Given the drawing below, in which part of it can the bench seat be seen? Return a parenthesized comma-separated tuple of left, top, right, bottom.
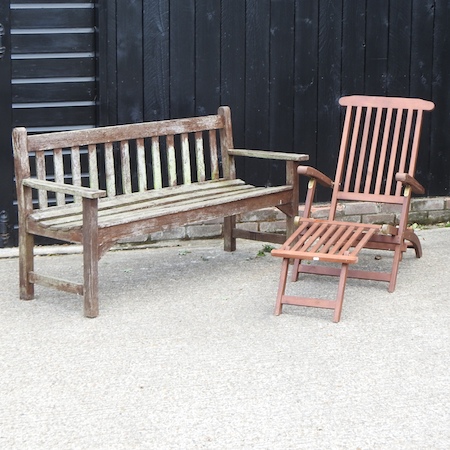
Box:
(28, 179, 292, 241)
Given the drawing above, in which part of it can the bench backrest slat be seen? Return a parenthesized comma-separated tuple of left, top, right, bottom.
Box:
(54, 148, 65, 206)
(71, 146, 82, 203)
(35, 150, 47, 208)
(88, 144, 99, 190)
(136, 138, 147, 192)
(151, 136, 163, 190)
(209, 129, 220, 180)
(104, 142, 116, 198)
(120, 141, 132, 195)
(166, 135, 177, 187)
(181, 133, 191, 185)
(195, 131, 206, 183)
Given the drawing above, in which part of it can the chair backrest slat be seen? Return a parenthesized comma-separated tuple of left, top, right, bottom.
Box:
(343, 106, 362, 192)
(384, 109, 403, 195)
(409, 110, 424, 175)
(363, 107, 383, 194)
(353, 106, 373, 193)
(395, 109, 414, 196)
(374, 107, 393, 195)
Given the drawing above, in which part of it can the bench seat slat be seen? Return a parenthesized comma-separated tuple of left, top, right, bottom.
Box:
(29, 179, 248, 221)
(37, 183, 258, 228)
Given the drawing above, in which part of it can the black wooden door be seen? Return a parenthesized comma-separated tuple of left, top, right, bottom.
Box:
(0, 0, 97, 244)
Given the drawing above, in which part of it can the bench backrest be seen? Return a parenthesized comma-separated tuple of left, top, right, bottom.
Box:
(13, 106, 235, 209)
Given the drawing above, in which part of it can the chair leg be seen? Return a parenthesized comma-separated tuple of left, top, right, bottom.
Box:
(291, 258, 302, 282)
(333, 263, 349, 323)
(404, 229, 422, 258)
(388, 246, 402, 293)
(274, 258, 290, 315)
(224, 215, 236, 252)
(19, 229, 35, 300)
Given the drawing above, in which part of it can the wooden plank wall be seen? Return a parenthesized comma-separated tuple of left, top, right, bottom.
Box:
(98, 0, 449, 198)
(10, 0, 96, 132)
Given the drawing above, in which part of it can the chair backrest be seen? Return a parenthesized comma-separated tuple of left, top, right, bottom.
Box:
(329, 95, 435, 218)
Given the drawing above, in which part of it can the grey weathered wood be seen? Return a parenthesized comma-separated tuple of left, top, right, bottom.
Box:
(29, 272, 84, 296)
(23, 179, 106, 199)
(71, 146, 82, 203)
(229, 149, 309, 162)
(12, 106, 308, 318)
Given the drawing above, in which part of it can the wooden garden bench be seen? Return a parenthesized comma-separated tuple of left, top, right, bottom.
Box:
(13, 106, 308, 317)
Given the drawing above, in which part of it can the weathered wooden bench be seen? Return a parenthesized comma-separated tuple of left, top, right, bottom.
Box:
(13, 106, 308, 317)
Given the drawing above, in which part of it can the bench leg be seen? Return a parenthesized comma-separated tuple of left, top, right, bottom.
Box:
(19, 228, 34, 300)
(224, 215, 236, 252)
(286, 214, 295, 239)
(83, 198, 99, 318)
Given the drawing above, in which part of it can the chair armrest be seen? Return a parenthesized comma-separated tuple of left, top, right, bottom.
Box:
(23, 179, 106, 199)
(297, 166, 334, 188)
(395, 173, 425, 195)
(228, 149, 309, 162)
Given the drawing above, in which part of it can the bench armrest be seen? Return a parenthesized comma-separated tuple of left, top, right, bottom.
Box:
(297, 166, 334, 188)
(228, 149, 309, 162)
(395, 173, 425, 195)
(23, 179, 106, 199)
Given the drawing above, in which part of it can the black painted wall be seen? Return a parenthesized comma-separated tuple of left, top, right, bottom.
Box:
(98, 0, 449, 197)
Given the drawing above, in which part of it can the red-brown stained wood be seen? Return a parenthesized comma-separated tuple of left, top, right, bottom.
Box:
(273, 95, 434, 322)
(12, 106, 308, 317)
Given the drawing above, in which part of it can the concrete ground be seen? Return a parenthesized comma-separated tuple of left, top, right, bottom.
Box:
(0, 227, 449, 449)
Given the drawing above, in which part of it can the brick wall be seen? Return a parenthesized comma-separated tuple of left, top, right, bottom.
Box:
(121, 196, 450, 244)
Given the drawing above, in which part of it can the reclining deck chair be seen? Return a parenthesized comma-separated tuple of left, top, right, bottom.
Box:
(272, 95, 434, 322)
